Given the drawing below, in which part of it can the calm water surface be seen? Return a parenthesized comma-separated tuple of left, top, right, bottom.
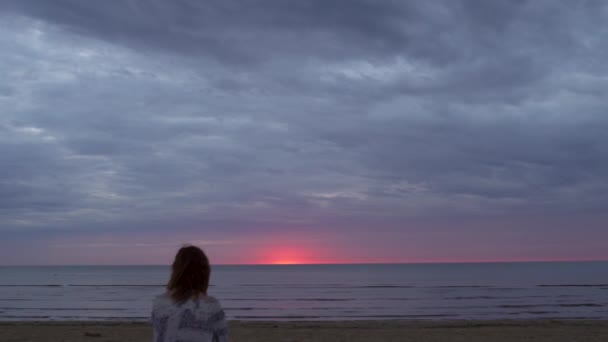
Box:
(1, 262, 607, 321)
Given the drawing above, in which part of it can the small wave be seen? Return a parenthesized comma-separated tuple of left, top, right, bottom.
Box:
(0, 285, 62, 287)
(431, 285, 492, 288)
(499, 303, 603, 308)
(234, 315, 323, 319)
(0, 284, 163, 287)
(445, 295, 551, 300)
(0, 315, 51, 319)
(426, 305, 488, 310)
(0, 307, 128, 311)
(528, 316, 604, 320)
(484, 288, 522, 291)
(354, 285, 416, 288)
(444, 296, 501, 300)
(537, 284, 608, 288)
(225, 284, 500, 289)
(222, 297, 417, 302)
(240, 284, 348, 287)
(499, 304, 548, 309)
(68, 284, 163, 287)
(233, 284, 418, 289)
(85, 299, 140, 302)
(294, 298, 353, 302)
(255, 284, 506, 289)
(559, 303, 603, 307)
(233, 313, 457, 319)
(508, 311, 559, 315)
(225, 307, 391, 311)
(0, 315, 150, 320)
(222, 298, 312, 301)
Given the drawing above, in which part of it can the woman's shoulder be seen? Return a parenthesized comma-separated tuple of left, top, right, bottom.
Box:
(152, 292, 173, 310)
(201, 295, 220, 304)
(195, 295, 224, 311)
(153, 292, 171, 302)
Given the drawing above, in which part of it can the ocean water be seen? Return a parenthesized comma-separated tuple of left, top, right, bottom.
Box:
(1, 262, 607, 321)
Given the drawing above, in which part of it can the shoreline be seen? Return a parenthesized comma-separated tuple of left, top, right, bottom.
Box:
(2, 320, 608, 341)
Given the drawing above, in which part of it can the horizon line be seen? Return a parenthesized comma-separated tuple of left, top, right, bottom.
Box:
(3, 259, 608, 267)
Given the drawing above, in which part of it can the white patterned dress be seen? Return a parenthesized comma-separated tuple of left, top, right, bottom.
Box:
(152, 293, 228, 342)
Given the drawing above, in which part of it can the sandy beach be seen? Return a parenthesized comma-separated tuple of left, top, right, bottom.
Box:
(2, 320, 608, 342)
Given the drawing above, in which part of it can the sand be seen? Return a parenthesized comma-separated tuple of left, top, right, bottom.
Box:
(1, 320, 608, 342)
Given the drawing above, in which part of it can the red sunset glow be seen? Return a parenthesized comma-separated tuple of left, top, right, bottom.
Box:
(260, 246, 316, 265)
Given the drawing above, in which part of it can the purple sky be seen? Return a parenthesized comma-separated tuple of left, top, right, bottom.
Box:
(1, 1, 607, 265)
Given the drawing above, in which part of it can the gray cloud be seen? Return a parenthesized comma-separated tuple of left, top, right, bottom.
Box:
(1, 0, 607, 244)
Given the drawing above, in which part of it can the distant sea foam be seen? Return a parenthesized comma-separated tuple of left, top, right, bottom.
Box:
(1, 262, 608, 321)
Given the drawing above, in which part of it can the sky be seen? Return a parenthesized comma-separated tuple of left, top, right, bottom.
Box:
(1, 0, 607, 265)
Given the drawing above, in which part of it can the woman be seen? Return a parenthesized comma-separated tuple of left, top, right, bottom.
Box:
(152, 245, 228, 342)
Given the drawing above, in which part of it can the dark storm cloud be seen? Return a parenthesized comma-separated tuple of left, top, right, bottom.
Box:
(1, 0, 607, 242)
(0, 0, 413, 65)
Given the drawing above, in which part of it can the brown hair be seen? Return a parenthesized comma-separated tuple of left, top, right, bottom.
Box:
(167, 245, 211, 303)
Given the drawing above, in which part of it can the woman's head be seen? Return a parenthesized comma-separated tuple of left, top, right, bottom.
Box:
(167, 245, 211, 302)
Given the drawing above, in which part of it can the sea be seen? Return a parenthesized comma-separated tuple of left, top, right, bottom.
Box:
(1, 262, 607, 321)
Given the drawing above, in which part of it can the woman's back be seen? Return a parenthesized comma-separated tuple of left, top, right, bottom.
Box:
(152, 293, 228, 342)
(152, 245, 228, 342)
